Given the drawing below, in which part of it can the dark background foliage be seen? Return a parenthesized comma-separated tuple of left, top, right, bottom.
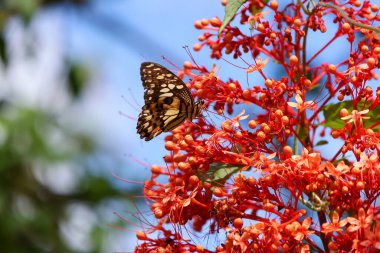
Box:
(0, 1, 135, 252)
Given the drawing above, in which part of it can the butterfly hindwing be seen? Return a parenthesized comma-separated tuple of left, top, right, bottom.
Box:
(137, 62, 195, 141)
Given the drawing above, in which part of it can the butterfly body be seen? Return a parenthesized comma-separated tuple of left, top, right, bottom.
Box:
(137, 62, 203, 141)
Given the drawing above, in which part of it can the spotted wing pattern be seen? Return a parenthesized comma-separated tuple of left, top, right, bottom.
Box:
(137, 62, 195, 141)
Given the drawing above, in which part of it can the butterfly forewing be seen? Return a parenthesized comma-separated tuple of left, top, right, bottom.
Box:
(137, 62, 197, 141)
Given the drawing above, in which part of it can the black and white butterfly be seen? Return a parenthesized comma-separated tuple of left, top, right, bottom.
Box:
(137, 62, 204, 141)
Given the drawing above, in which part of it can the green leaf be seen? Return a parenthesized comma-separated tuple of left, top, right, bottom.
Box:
(0, 33, 7, 65)
(323, 100, 380, 131)
(315, 140, 328, 146)
(6, 0, 40, 22)
(249, 0, 268, 27)
(198, 163, 243, 185)
(67, 63, 88, 98)
(323, 102, 348, 129)
(218, 0, 246, 35)
(298, 125, 310, 143)
(309, 83, 320, 91)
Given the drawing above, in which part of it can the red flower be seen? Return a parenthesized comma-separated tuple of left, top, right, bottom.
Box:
(346, 208, 373, 233)
(322, 211, 348, 234)
(133, 0, 380, 252)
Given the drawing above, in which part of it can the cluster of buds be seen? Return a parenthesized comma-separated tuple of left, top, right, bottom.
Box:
(134, 0, 380, 252)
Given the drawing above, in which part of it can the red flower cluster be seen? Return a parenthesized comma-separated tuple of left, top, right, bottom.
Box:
(134, 0, 380, 252)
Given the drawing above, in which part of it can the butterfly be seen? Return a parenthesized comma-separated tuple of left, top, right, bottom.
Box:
(137, 62, 204, 141)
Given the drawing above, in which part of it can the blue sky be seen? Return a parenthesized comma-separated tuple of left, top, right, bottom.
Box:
(7, 0, 379, 251)
(61, 0, 224, 251)
(3, 1, 225, 251)
(64, 0, 225, 167)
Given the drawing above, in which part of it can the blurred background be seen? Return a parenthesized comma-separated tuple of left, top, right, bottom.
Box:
(3, 0, 377, 252)
(0, 0, 223, 252)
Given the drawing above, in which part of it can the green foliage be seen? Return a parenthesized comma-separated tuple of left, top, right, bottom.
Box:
(249, 0, 268, 27)
(0, 0, 89, 24)
(323, 100, 380, 131)
(219, 0, 246, 35)
(315, 140, 328, 146)
(1, 0, 39, 23)
(198, 163, 243, 186)
(67, 63, 89, 98)
(0, 105, 127, 253)
(0, 33, 7, 65)
(0, 1, 134, 251)
(219, 0, 268, 35)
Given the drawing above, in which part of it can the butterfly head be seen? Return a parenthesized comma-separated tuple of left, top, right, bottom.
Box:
(190, 100, 205, 120)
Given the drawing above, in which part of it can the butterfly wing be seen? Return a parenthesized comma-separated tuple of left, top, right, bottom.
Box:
(137, 62, 195, 141)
